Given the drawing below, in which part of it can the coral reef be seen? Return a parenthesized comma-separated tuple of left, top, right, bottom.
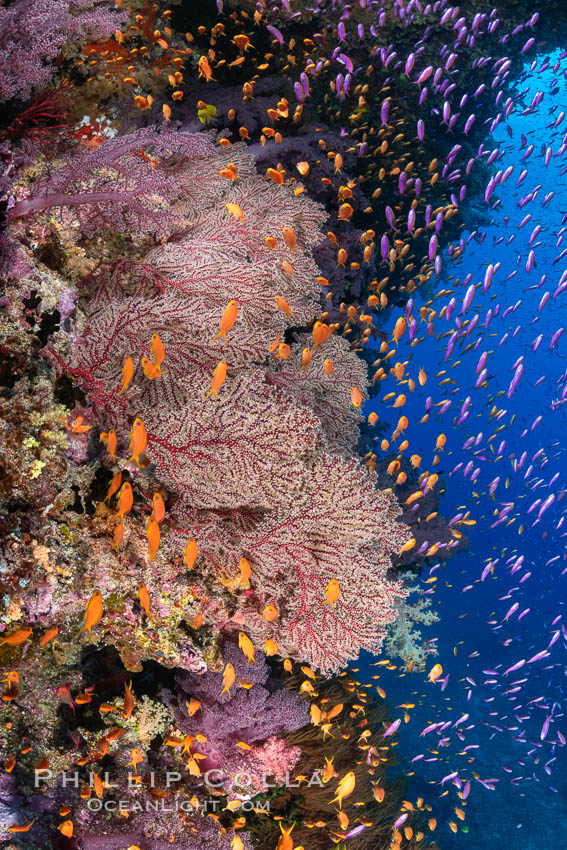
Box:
(2, 0, 546, 844)
(0, 0, 127, 103)
(0, 124, 409, 846)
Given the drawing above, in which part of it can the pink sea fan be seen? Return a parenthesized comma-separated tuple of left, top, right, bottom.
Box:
(236, 452, 406, 671)
(66, 142, 407, 672)
(0, 0, 128, 103)
(9, 127, 215, 237)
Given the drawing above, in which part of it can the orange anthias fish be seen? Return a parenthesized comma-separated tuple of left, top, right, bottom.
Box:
(40, 626, 59, 648)
(262, 604, 278, 622)
(186, 697, 201, 716)
(232, 835, 245, 850)
(118, 355, 134, 396)
(2, 679, 18, 702)
(219, 163, 238, 181)
(221, 662, 235, 697)
(0, 627, 32, 646)
(428, 663, 443, 683)
(184, 538, 198, 570)
(351, 387, 363, 408)
(277, 823, 294, 850)
(198, 55, 214, 81)
(92, 771, 103, 798)
(104, 471, 122, 504)
(267, 167, 285, 185)
(282, 226, 296, 250)
(58, 821, 73, 838)
(8, 819, 35, 833)
(128, 418, 147, 468)
(80, 591, 103, 640)
(138, 582, 152, 615)
(123, 681, 134, 718)
(146, 517, 160, 562)
(150, 334, 165, 371)
(127, 748, 144, 768)
(324, 579, 341, 607)
(113, 518, 124, 552)
(226, 203, 243, 222)
(100, 430, 117, 461)
(276, 342, 290, 360)
(233, 33, 252, 51)
(66, 414, 91, 433)
(116, 482, 133, 518)
(151, 493, 165, 523)
(392, 317, 407, 344)
(206, 360, 227, 399)
(141, 356, 161, 380)
(312, 321, 332, 347)
(373, 784, 385, 803)
(321, 756, 336, 783)
(338, 202, 354, 221)
(212, 300, 238, 345)
(310, 703, 323, 725)
(274, 295, 296, 318)
(238, 556, 251, 587)
(399, 537, 416, 555)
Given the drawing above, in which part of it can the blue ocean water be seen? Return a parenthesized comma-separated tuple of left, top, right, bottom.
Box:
(357, 46, 567, 847)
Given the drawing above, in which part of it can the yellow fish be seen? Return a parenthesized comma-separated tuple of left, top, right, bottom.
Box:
(330, 771, 356, 809)
(321, 756, 335, 784)
(197, 100, 217, 124)
(221, 662, 235, 697)
(226, 203, 243, 222)
(238, 632, 256, 666)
